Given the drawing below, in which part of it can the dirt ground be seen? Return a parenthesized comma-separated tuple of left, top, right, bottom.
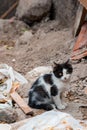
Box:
(0, 19, 87, 124)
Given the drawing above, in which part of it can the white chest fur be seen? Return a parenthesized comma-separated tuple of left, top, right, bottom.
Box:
(52, 73, 69, 92)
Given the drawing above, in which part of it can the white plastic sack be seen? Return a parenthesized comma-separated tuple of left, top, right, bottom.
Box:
(0, 124, 11, 130)
(0, 64, 28, 109)
(18, 110, 87, 130)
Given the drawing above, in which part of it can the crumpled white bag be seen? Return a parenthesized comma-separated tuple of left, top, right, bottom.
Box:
(0, 124, 11, 130)
(0, 64, 28, 109)
(18, 110, 87, 130)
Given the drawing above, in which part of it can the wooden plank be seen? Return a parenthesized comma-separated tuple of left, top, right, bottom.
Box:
(79, 0, 87, 9)
(10, 91, 33, 115)
(73, 4, 87, 37)
(71, 23, 87, 60)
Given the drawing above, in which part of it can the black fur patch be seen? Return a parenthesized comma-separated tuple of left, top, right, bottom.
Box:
(34, 85, 50, 98)
(30, 102, 54, 111)
(51, 85, 58, 96)
(43, 74, 53, 85)
(63, 63, 73, 74)
(32, 79, 39, 87)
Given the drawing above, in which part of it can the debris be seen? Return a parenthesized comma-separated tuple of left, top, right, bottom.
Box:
(0, 19, 29, 41)
(66, 90, 77, 101)
(79, 106, 87, 119)
(18, 110, 87, 130)
(12, 59, 16, 63)
(0, 64, 28, 109)
(71, 22, 87, 60)
(0, 108, 18, 123)
(10, 91, 33, 115)
(16, 31, 33, 46)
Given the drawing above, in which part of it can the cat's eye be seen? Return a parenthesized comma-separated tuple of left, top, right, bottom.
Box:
(59, 73, 62, 76)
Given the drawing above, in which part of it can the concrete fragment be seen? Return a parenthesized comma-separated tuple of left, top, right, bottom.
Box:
(0, 108, 18, 123)
(16, 31, 33, 46)
(16, 0, 52, 23)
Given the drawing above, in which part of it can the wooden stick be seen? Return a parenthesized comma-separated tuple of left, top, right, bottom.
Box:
(0, 2, 18, 19)
(10, 91, 33, 115)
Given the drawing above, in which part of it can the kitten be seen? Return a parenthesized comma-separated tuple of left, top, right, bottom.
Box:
(28, 60, 73, 111)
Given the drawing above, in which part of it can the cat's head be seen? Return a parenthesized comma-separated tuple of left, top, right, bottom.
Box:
(53, 60, 73, 82)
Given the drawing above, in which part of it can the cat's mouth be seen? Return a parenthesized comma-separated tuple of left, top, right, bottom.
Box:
(62, 79, 69, 82)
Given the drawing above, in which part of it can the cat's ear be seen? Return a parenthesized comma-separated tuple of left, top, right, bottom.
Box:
(65, 59, 72, 64)
(52, 61, 58, 68)
(52, 61, 61, 69)
(53, 61, 58, 66)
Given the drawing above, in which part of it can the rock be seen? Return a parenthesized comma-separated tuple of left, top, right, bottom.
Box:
(17, 84, 30, 98)
(16, 0, 52, 23)
(16, 31, 33, 46)
(0, 19, 29, 41)
(14, 107, 27, 121)
(79, 106, 87, 120)
(0, 108, 18, 123)
(25, 66, 52, 82)
(0, 19, 27, 32)
(52, 0, 79, 26)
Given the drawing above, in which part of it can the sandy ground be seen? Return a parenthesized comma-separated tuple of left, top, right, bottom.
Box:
(0, 19, 87, 124)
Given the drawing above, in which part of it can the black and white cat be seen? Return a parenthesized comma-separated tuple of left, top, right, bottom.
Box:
(28, 60, 73, 111)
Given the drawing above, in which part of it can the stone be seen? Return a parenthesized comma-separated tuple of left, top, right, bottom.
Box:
(25, 66, 52, 82)
(0, 108, 18, 123)
(16, 31, 33, 46)
(0, 19, 29, 41)
(16, 0, 52, 23)
(17, 84, 30, 98)
(52, 0, 79, 26)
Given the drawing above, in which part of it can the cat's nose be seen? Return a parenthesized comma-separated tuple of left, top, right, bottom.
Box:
(64, 77, 67, 80)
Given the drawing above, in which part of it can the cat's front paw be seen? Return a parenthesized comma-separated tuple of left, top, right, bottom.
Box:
(57, 104, 66, 110)
(62, 102, 67, 107)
